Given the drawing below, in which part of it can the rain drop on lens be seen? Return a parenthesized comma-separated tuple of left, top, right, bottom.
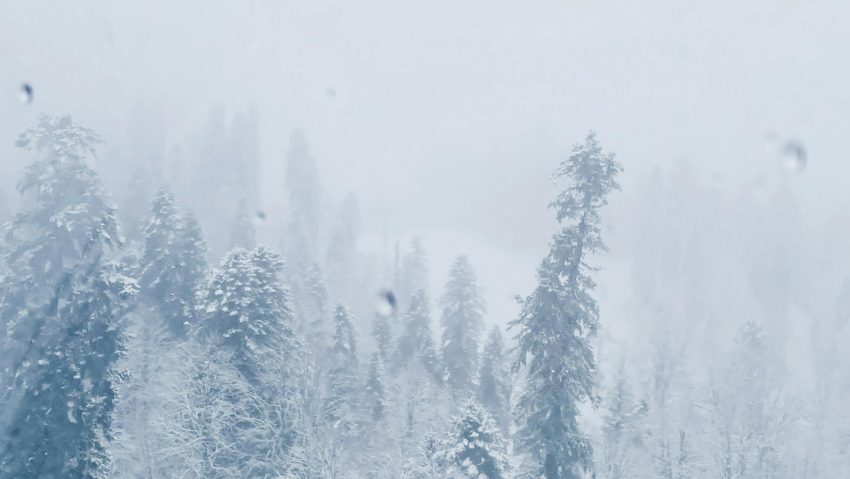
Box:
(779, 140, 806, 175)
(18, 83, 33, 104)
(375, 289, 396, 317)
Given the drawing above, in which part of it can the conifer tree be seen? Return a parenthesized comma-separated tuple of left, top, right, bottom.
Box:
(478, 326, 511, 434)
(365, 352, 387, 422)
(325, 305, 360, 433)
(0, 116, 137, 478)
(440, 255, 485, 401)
(139, 188, 208, 337)
(511, 132, 622, 478)
(436, 401, 512, 479)
(399, 237, 428, 306)
(372, 312, 393, 364)
(394, 288, 440, 381)
(197, 246, 304, 476)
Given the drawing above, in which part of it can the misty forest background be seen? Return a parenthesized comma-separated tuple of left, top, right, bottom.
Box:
(0, 108, 847, 479)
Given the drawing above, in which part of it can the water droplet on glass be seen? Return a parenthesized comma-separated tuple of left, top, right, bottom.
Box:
(779, 140, 806, 175)
(375, 289, 397, 317)
(18, 83, 33, 104)
(252, 210, 267, 227)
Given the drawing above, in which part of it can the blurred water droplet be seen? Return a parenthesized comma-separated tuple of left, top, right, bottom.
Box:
(375, 289, 396, 317)
(252, 210, 267, 227)
(779, 140, 806, 175)
(18, 83, 33, 104)
(326, 87, 337, 99)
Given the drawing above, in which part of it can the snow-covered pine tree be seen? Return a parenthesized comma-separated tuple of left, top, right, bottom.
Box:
(302, 262, 330, 355)
(0, 116, 138, 478)
(478, 326, 511, 434)
(229, 195, 256, 250)
(176, 210, 209, 321)
(138, 188, 208, 337)
(511, 131, 622, 478)
(440, 254, 485, 402)
(707, 320, 787, 479)
(642, 336, 695, 479)
(394, 288, 440, 381)
(373, 311, 393, 364)
(325, 304, 360, 434)
(197, 246, 304, 476)
(598, 361, 646, 479)
(435, 400, 512, 479)
(399, 237, 428, 306)
(285, 129, 321, 257)
(365, 351, 387, 422)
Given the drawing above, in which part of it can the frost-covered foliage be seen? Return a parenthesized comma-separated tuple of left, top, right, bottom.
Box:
(511, 131, 622, 478)
(0, 116, 137, 478)
(440, 255, 485, 402)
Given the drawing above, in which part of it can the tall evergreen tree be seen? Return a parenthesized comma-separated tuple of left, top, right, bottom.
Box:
(440, 255, 485, 401)
(598, 362, 646, 479)
(197, 246, 304, 476)
(138, 188, 208, 337)
(0, 116, 138, 478)
(325, 305, 360, 433)
(365, 352, 387, 422)
(394, 288, 440, 381)
(511, 132, 622, 478)
(435, 401, 512, 479)
(399, 237, 428, 306)
(478, 326, 511, 434)
(285, 129, 321, 258)
(302, 262, 330, 353)
(372, 312, 393, 364)
(707, 321, 787, 479)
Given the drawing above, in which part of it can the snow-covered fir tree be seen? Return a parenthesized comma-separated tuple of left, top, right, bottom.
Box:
(302, 262, 330, 354)
(394, 288, 440, 381)
(435, 400, 512, 479)
(0, 116, 138, 478)
(511, 131, 622, 478)
(285, 129, 321, 258)
(325, 304, 360, 434)
(365, 351, 387, 422)
(478, 326, 511, 434)
(196, 246, 305, 476)
(399, 237, 428, 306)
(373, 310, 394, 364)
(138, 188, 208, 337)
(440, 254, 485, 402)
(706, 320, 788, 479)
(597, 361, 647, 479)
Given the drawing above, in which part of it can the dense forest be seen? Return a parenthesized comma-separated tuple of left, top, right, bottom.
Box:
(0, 113, 847, 479)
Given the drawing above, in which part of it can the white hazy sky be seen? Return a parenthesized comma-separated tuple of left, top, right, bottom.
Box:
(2, 0, 849, 329)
